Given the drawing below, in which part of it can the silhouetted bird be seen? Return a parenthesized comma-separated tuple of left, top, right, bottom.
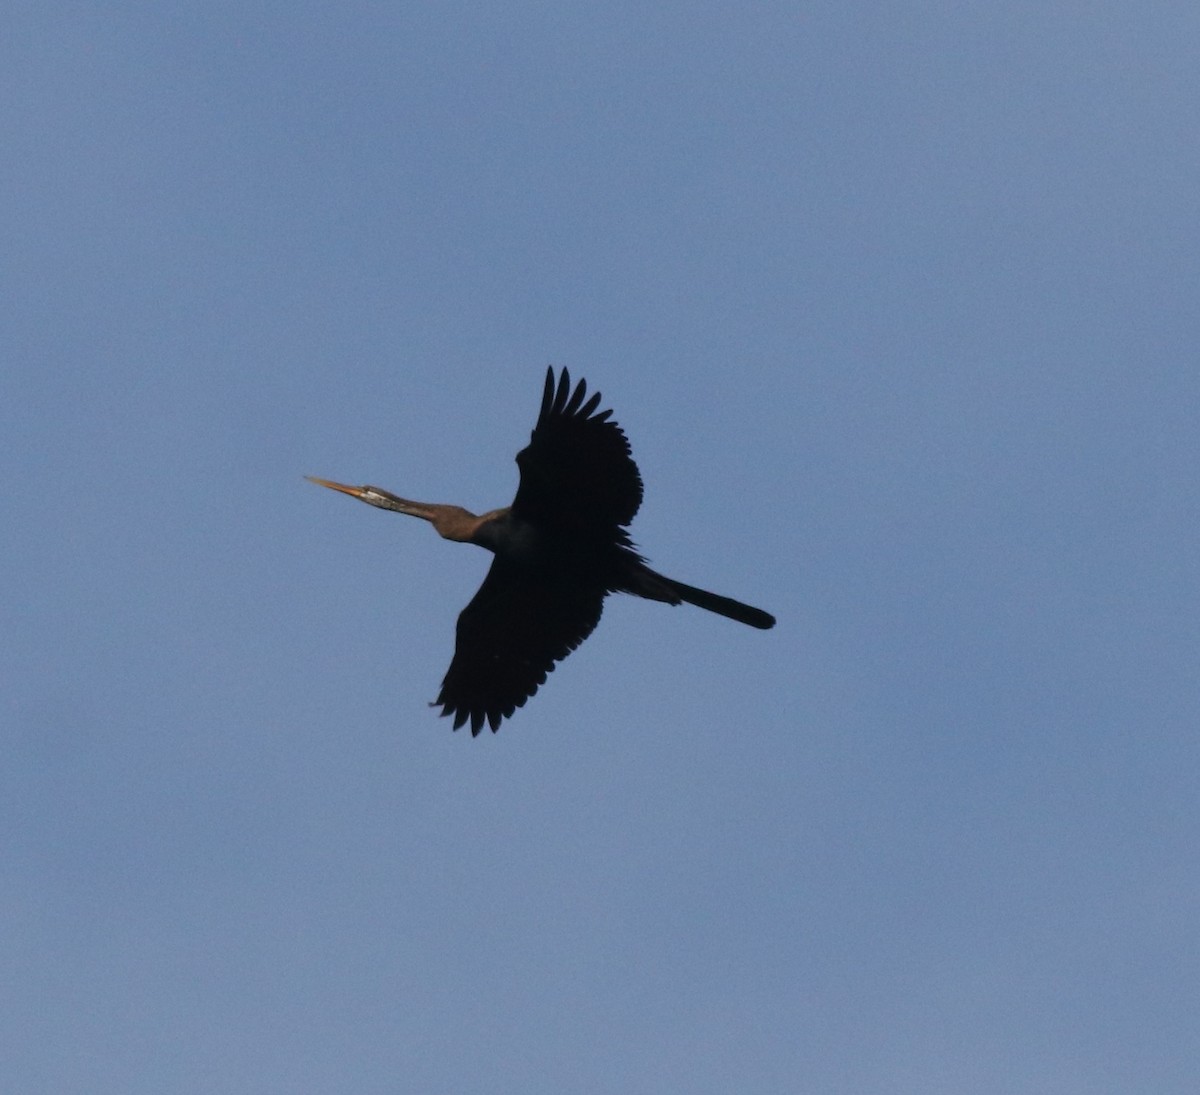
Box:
(310, 368, 774, 734)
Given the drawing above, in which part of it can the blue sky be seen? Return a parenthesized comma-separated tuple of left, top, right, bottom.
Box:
(4, 3, 1198, 1092)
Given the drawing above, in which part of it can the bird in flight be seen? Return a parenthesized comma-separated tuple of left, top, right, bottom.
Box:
(309, 368, 774, 734)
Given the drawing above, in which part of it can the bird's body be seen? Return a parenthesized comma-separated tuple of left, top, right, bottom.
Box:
(310, 368, 774, 734)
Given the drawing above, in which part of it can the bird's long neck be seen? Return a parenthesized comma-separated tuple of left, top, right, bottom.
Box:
(375, 494, 497, 545)
(393, 496, 512, 548)
(402, 501, 547, 561)
(325, 482, 490, 545)
(307, 478, 512, 549)
(427, 504, 506, 545)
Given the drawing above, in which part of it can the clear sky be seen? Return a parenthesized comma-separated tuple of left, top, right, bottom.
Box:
(4, 4, 1198, 1092)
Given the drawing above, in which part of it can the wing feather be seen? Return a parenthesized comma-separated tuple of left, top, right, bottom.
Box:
(435, 555, 605, 734)
(512, 368, 643, 534)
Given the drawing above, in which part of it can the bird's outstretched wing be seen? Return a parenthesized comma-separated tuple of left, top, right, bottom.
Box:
(436, 555, 605, 735)
(512, 368, 643, 535)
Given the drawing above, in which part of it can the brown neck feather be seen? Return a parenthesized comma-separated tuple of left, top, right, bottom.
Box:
(426, 505, 488, 543)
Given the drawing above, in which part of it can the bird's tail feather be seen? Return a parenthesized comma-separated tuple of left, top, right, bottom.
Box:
(633, 567, 775, 630)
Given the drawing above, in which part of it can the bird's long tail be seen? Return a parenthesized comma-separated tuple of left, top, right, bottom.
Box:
(631, 567, 776, 630)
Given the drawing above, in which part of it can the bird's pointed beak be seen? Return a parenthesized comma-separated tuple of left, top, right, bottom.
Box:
(305, 476, 369, 499)
(306, 476, 425, 517)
